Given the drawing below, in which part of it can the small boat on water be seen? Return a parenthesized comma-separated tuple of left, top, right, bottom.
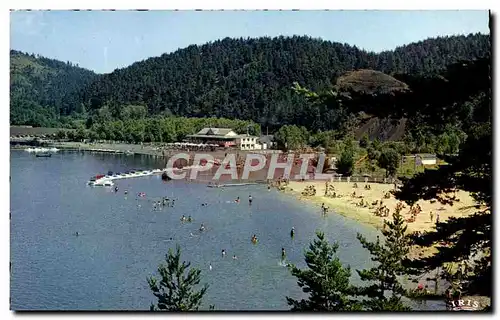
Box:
(35, 153, 52, 158)
(88, 174, 108, 186)
(88, 179, 114, 187)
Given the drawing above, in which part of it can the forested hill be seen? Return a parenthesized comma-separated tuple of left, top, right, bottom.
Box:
(10, 50, 97, 127)
(79, 33, 490, 130)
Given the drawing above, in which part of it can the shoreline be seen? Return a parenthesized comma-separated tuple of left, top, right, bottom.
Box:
(281, 180, 479, 260)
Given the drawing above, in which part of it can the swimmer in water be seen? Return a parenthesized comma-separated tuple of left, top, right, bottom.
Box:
(181, 215, 186, 222)
(124, 190, 128, 195)
(233, 255, 237, 260)
(75, 232, 79, 236)
(268, 185, 271, 191)
(114, 186, 119, 192)
(235, 197, 240, 203)
(281, 248, 286, 261)
(200, 224, 205, 231)
(209, 263, 212, 271)
(248, 195, 253, 205)
(290, 227, 295, 238)
(222, 249, 226, 257)
(187, 216, 192, 222)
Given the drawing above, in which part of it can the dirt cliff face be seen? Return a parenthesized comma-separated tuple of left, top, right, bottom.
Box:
(336, 69, 410, 141)
(354, 117, 407, 141)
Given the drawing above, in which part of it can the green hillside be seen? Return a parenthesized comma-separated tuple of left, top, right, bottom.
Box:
(10, 50, 97, 127)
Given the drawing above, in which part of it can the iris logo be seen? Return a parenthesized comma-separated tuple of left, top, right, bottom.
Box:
(448, 299, 481, 310)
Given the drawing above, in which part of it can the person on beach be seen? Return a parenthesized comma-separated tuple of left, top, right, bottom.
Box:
(281, 248, 286, 261)
(321, 203, 328, 215)
(436, 213, 440, 224)
(248, 195, 253, 205)
(430, 211, 434, 222)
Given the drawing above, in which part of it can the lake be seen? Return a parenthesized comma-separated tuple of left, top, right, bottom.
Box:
(10, 150, 442, 311)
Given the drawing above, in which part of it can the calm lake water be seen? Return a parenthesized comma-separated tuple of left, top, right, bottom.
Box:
(10, 150, 443, 311)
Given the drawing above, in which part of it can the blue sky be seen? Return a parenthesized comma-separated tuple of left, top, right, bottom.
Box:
(10, 10, 490, 74)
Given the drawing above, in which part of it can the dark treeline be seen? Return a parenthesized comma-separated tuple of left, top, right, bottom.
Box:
(10, 33, 490, 132)
(80, 34, 489, 131)
(10, 50, 97, 127)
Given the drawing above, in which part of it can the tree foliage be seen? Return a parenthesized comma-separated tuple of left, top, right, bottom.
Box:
(11, 34, 489, 133)
(286, 231, 361, 311)
(335, 138, 355, 176)
(391, 57, 492, 297)
(377, 148, 400, 178)
(10, 50, 97, 126)
(355, 204, 412, 311)
(59, 116, 260, 144)
(274, 125, 309, 150)
(147, 245, 208, 311)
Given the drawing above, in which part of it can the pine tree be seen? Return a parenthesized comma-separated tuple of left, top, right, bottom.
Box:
(286, 231, 361, 311)
(354, 203, 412, 311)
(147, 245, 208, 311)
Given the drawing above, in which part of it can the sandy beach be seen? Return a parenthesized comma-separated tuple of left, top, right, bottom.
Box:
(284, 180, 479, 259)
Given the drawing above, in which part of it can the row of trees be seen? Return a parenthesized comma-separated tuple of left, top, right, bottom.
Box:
(273, 123, 465, 156)
(55, 116, 260, 144)
(148, 205, 412, 311)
